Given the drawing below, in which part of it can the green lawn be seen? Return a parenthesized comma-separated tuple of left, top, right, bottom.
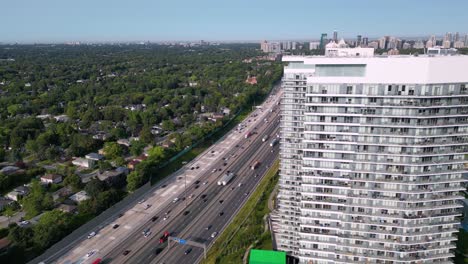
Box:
(202, 159, 279, 264)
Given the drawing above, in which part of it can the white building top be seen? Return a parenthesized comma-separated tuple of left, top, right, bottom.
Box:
(283, 55, 468, 84)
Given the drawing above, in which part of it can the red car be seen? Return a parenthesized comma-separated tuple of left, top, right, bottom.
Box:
(92, 258, 102, 264)
(159, 231, 170, 243)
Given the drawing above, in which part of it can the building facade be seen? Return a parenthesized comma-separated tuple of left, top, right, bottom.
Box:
(276, 54, 468, 264)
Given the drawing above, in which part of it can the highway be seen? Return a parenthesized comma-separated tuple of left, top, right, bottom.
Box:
(52, 86, 282, 264)
(114, 108, 280, 264)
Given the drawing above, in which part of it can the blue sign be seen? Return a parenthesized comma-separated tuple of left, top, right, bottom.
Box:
(173, 237, 186, 245)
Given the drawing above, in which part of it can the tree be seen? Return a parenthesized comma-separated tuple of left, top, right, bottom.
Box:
(139, 126, 153, 144)
(98, 161, 113, 172)
(8, 224, 34, 248)
(161, 120, 176, 131)
(3, 206, 15, 225)
(126, 171, 144, 192)
(103, 142, 123, 160)
(84, 178, 106, 199)
(130, 140, 146, 156)
(148, 146, 166, 161)
(33, 210, 72, 250)
(22, 180, 54, 219)
(63, 173, 82, 192)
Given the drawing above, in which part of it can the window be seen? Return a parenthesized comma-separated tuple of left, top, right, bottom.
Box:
(388, 85, 392, 92)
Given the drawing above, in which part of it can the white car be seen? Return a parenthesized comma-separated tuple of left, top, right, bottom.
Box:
(173, 197, 179, 203)
(212, 168, 217, 173)
(87, 231, 96, 239)
(211, 232, 218, 238)
(19, 220, 30, 225)
(86, 250, 97, 258)
(238, 183, 243, 187)
(138, 199, 146, 204)
(203, 181, 208, 185)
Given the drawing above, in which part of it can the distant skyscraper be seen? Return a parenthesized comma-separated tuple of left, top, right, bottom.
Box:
(356, 35, 362, 47)
(465, 34, 468, 47)
(443, 40, 451, 49)
(309, 42, 320, 50)
(455, 32, 460, 42)
(414, 39, 425, 49)
(291, 42, 297, 50)
(362, 37, 369, 47)
(378, 36, 390, 49)
(333, 30, 338, 42)
(320, 33, 328, 49)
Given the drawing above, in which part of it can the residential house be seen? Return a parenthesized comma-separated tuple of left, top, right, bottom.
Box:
(54, 115, 69, 122)
(52, 187, 74, 202)
(72, 158, 94, 168)
(97, 167, 128, 188)
(85, 153, 104, 161)
(0, 197, 14, 211)
(40, 174, 63, 184)
(6, 186, 30, 201)
(69, 190, 90, 203)
(92, 132, 110, 141)
(127, 160, 140, 170)
(117, 138, 131, 147)
(57, 204, 77, 214)
(221, 107, 231, 116)
(0, 166, 19, 175)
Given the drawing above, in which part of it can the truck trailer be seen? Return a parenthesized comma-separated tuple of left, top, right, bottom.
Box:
(218, 172, 235, 185)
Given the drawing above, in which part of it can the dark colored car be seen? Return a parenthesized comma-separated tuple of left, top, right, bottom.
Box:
(123, 250, 131, 256)
(183, 211, 190, 216)
(155, 248, 163, 255)
(201, 194, 207, 199)
(184, 248, 192, 255)
(195, 180, 200, 184)
(118, 213, 124, 218)
(219, 212, 224, 216)
(113, 224, 120, 229)
(219, 200, 224, 204)
(151, 216, 159, 222)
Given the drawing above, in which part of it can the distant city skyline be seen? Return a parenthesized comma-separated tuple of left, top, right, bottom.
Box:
(1, 0, 468, 43)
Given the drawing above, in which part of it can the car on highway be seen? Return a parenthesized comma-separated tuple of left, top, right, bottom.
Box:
(87, 231, 96, 239)
(219, 200, 224, 204)
(159, 231, 170, 243)
(219, 212, 224, 216)
(189, 194, 195, 199)
(203, 199, 208, 203)
(211, 232, 218, 238)
(143, 228, 151, 237)
(184, 248, 192, 255)
(118, 213, 124, 218)
(245, 191, 249, 196)
(86, 250, 97, 258)
(173, 197, 179, 203)
(138, 199, 146, 204)
(163, 216, 169, 221)
(195, 165, 200, 169)
(203, 181, 208, 185)
(212, 168, 217, 173)
(194, 180, 200, 184)
(155, 248, 163, 255)
(205, 225, 212, 230)
(166, 210, 171, 215)
(151, 216, 159, 222)
(223, 162, 227, 166)
(201, 194, 207, 199)
(194, 185, 200, 189)
(123, 250, 131, 256)
(92, 258, 102, 264)
(183, 210, 190, 216)
(113, 224, 120, 229)
(238, 183, 243, 187)
(145, 204, 152, 209)
(161, 184, 167, 188)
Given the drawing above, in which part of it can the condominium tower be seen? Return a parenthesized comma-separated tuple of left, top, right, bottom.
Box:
(276, 53, 468, 263)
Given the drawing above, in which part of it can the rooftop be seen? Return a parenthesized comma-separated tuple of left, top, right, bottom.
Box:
(283, 55, 468, 84)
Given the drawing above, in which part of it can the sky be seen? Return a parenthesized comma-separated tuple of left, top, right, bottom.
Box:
(1, 0, 467, 43)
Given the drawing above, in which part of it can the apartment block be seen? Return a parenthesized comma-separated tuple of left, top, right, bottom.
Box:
(276, 54, 468, 264)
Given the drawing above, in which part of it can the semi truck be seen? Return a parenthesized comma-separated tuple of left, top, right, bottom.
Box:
(270, 138, 279, 147)
(218, 172, 235, 185)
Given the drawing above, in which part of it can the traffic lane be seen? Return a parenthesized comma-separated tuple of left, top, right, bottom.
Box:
(127, 126, 278, 261)
(105, 120, 278, 260)
(159, 145, 279, 264)
(101, 121, 261, 262)
(146, 128, 279, 264)
(154, 128, 279, 264)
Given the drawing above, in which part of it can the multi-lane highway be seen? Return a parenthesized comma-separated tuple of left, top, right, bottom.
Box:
(50, 86, 281, 264)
